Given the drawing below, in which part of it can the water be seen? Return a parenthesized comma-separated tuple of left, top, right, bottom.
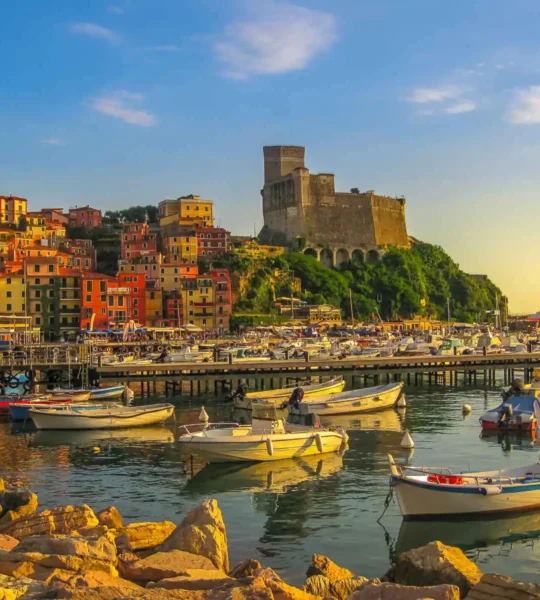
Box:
(2, 375, 540, 585)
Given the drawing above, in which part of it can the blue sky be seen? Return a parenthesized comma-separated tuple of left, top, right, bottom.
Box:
(2, 0, 540, 312)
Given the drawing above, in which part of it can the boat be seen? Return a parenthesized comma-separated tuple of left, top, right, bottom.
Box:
(288, 382, 404, 417)
(50, 390, 92, 402)
(177, 416, 348, 463)
(388, 453, 540, 519)
(28, 403, 175, 430)
(479, 393, 540, 432)
(9, 398, 79, 421)
(52, 385, 127, 401)
(0, 394, 50, 417)
(234, 376, 345, 410)
(222, 348, 271, 363)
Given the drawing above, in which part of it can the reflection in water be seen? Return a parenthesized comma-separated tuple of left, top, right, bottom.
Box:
(480, 430, 538, 455)
(31, 427, 176, 447)
(185, 453, 344, 495)
(318, 408, 404, 431)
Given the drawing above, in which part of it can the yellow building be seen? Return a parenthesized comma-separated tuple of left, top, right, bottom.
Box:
(159, 195, 214, 228)
(159, 263, 198, 292)
(183, 275, 215, 328)
(118, 253, 162, 278)
(0, 274, 26, 315)
(145, 285, 163, 326)
(1, 196, 28, 224)
(163, 233, 198, 264)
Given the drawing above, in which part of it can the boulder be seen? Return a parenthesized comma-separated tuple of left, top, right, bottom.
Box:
(159, 500, 229, 573)
(350, 580, 460, 599)
(254, 567, 322, 600)
(0, 491, 38, 525)
(230, 559, 263, 579)
(466, 573, 540, 599)
(120, 550, 216, 582)
(330, 577, 369, 600)
(0, 535, 18, 552)
(122, 521, 176, 552)
(0, 573, 48, 599)
(16, 533, 117, 563)
(0, 505, 99, 539)
(96, 507, 124, 530)
(49, 569, 142, 590)
(147, 569, 232, 590)
(54, 586, 149, 600)
(393, 542, 482, 598)
(306, 554, 355, 582)
(303, 575, 330, 596)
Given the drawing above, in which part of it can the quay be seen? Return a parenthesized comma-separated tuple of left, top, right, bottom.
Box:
(2, 344, 540, 392)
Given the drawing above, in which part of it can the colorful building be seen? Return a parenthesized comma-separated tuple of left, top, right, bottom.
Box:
(25, 257, 60, 339)
(121, 223, 158, 260)
(40, 208, 69, 225)
(162, 229, 198, 264)
(80, 273, 131, 330)
(1, 196, 28, 225)
(118, 252, 162, 279)
(195, 227, 231, 259)
(0, 273, 26, 316)
(159, 263, 198, 292)
(68, 205, 102, 229)
(118, 273, 146, 325)
(210, 268, 232, 331)
(145, 280, 163, 326)
(58, 268, 82, 338)
(159, 195, 214, 228)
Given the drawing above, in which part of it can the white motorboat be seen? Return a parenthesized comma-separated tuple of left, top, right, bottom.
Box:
(177, 417, 348, 463)
(388, 453, 540, 519)
(29, 403, 174, 430)
(288, 382, 404, 417)
(52, 384, 127, 400)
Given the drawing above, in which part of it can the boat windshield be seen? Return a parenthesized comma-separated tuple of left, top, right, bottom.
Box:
(500, 395, 540, 414)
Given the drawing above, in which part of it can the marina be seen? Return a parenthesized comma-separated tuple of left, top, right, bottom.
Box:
(2, 372, 540, 586)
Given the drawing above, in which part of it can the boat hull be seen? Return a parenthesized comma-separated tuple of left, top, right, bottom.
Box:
(178, 431, 345, 463)
(89, 385, 126, 400)
(393, 477, 540, 519)
(289, 382, 403, 416)
(480, 419, 535, 432)
(30, 404, 174, 430)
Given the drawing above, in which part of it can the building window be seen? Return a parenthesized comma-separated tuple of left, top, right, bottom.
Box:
(133, 298, 138, 305)
(108, 296, 113, 306)
(35, 290, 41, 298)
(48, 290, 54, 298)
(34, 265, 40, 273)
(48, 265, 54, 273)
(49, 316, 54, 325)
(86, 281, 92, 292)
(35, 317, 41, 325)
(6, 303, 11, 311)
(118, 296, 124, 307)
(49, 278, 54, 284)
(100, 281, 106, 293)
(102, 308, 106, 314)
(6, 291, 11, 298)
(134, 309, 138, 316)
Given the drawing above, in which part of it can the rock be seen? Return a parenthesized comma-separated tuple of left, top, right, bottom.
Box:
(230, 559, 263, 579)
(0, 505, 99, 539)
(0, 480, 4, 493)
(306, 554, 355, 582)
(330, 577, 369, 600)
(122, 521, 176, 552)
(147, 568, 231, 590)
(120, 550, 216, 582)
(0, 573, 48, 599)
(55, 586, 148, 600)
(159, 500, 229, 573)
(466, 572, 540, 599)
(50, 569, 142, 590)
(303, 575, 330, 596)
(97, 507, 124, 530)
(393, 542, 482, 598)
(0, 535, 18, 552)
(0, 491, 38, 526)
(76, 525, 110, 538)
(15, 533, 117, 563)
(254, 567, 321, 600)
(350, 580, 460, 599)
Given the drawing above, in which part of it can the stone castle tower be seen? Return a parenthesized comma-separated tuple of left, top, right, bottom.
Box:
(260, 145, 409, 266)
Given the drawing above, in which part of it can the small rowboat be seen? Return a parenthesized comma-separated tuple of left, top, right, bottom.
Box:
(178, 417, 348, 463)
(52, 386, 127, 400)
(0, 395, 50, 417)
(288, 382, 404, 417)
(9, 398, 76, 421)
(388, 453, 540, 519)
(50, 390, 92, 402)
(29, 403, 175, 430)
(235, 376, 346, 410)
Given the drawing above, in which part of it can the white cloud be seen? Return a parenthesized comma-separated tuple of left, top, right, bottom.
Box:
(90, 91, 155, 127)
(445, 100, 476, 114)
(214, 2, 337, 79)
(108, 5, 124, 14)
(69, 22, 121, 44)
(407, 85, 463, 104)
(40, 139, 65, 146)
(152, 44, 183, 52)
(508, 86, 540, 124)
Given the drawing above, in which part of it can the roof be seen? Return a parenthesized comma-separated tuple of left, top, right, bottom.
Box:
(81, 272, 118, 282)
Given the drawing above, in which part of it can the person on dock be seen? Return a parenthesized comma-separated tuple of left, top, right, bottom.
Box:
(155, 347, 169, 363)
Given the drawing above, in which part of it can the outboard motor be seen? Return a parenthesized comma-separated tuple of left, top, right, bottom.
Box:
(225, 380, 248, 403)
(498, 402, 514, 428)
(287, 386, 305, 410)
(304, 413, 321, 428)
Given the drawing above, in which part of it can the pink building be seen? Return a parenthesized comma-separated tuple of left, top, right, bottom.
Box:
(69, 206, 102, 229)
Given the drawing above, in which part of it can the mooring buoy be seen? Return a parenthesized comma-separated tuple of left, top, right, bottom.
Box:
(401, 430, 415, 449)
(199, 406, 209, 422)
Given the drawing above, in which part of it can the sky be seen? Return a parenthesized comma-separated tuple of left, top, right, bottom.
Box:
(3, 0, 540, 313)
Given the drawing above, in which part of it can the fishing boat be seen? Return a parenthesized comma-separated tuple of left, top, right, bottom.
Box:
(177, 416, 348, 463)
(288, 382, 404, 417)
(29, 403, 175, 430)
(52, 385, 127, 401)
(234, 376, 345, 410)
(388, 453, 540, 518)
(479, 393, 540, 431)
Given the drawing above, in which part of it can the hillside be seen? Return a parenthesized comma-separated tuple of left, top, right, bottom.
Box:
(212, 242, 505, 324)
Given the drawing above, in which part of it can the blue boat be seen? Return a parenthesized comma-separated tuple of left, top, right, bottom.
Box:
(52, 385, 128, 401)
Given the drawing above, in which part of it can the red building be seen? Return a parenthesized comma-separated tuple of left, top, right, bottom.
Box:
(163, 290, 183, 327)
(121, 223, 158, 260)
(195, 227, 231, 259)
(210, 268, 232, 331)
(80, 273, 130, 330)
(69, 206, 102, 228)
(58, 239, 96, 271)
(118, 273, 146, 325)
(40, 208, 69, 225)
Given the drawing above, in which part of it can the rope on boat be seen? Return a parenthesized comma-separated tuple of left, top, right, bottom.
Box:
(377, 481, 394, 524)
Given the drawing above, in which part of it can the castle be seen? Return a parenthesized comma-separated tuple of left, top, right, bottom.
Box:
(260, 146, 409, 266)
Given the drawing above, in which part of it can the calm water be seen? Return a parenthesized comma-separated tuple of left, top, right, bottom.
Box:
(2, 374, 540, 585)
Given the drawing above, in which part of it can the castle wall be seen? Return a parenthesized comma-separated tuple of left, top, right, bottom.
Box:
(371, 195, 408, 246)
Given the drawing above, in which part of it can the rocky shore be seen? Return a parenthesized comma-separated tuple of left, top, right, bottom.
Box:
(0, 479, 538, 599)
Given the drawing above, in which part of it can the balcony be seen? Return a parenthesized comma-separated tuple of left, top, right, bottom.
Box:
(193, 302, 214, 307)
(194, 312, 212, 317)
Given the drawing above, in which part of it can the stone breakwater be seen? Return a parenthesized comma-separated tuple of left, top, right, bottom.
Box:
(0, 480, 539, 599)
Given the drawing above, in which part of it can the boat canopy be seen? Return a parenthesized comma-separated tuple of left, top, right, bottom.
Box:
(496, 395, 540, 416)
